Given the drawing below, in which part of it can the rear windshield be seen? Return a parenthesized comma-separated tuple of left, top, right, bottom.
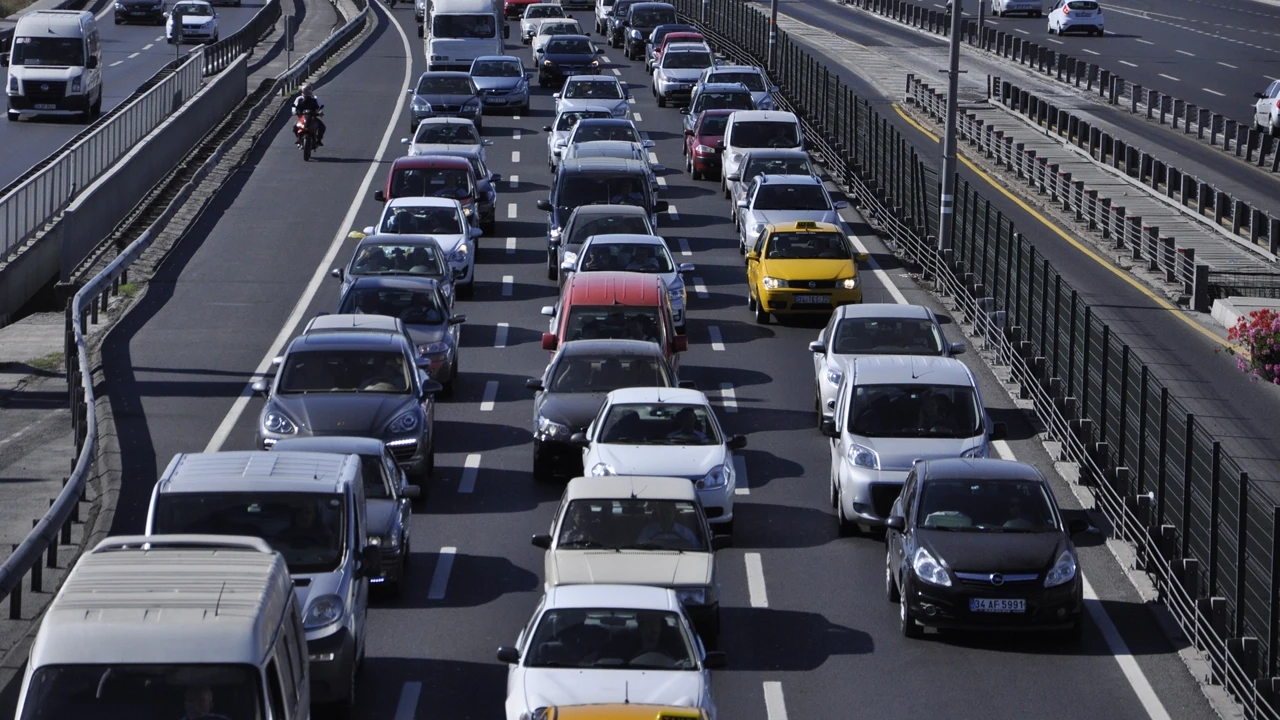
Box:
(555, 110, 613, 131)
(663, 51, 712, 69)
(566, 306, 662, 343)
(708, 71, 766, 91)
(1065, 1, 1098, 8)
(729, 120, 801, 149)
(753, 184, 829, 211)
(694, 91, 754, 112)
(390, 167, 473, 200)
(631, 8, 676, 25)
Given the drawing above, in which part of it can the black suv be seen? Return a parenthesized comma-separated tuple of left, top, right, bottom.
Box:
(536, 157, 668, 253)
(622, 2, 676, 61)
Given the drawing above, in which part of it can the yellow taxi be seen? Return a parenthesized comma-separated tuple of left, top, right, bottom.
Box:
(745, 220, 868, 324)
(533, 705, 709, 719)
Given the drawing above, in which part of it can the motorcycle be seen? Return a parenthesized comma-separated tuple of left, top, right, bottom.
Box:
(385, 0, 396, 8)
(295, 109, 322, 161)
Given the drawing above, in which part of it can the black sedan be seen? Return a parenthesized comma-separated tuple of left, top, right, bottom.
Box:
(408, 71, 483, 132)
(525, 339, 691, 481)
(114, 0, 167, 24)
(885, 458, 1087, 639)
(537, 36, 601, 87)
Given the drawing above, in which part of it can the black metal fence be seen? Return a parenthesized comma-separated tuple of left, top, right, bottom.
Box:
(204, 0, 284, 76)
(675, 0, 1280, 713)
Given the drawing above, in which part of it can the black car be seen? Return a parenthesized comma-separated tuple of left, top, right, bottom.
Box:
(538, 35, 602, 87)
(622, 2, 676, 61)
(114, 0, 167, 24)
(885, 458, 1087, 639)
(536, 157, 667, 257)
(606, 0, 639, 49)
(408, 71, 483, 133)
(331, 233, 455, 308)
(526, 339, 692, 481)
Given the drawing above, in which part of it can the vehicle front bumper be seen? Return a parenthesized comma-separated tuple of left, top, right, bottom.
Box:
(115, 5, 164, 21)
(371, 544, 407, 586)
(539, 63, 601, 82)
(479, 86, 530, 108)
(7, 92, 92, 116)
(758, 285, 862, 314)
(172, 25, 217, 41)
(306, 627, 356, 704)
(655, 77, 695, 100)
(450, 256, 476, 284)
(691, 148, 721, 173)
(533, 436, 584, 476)
(695, 481, 733, 526)
(905, 576, 1083, 631)
(838, 464, 908, 525)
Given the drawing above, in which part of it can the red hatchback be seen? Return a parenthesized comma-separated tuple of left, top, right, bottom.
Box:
(375, 155, 480, 225)
(683, 109, 733, 181)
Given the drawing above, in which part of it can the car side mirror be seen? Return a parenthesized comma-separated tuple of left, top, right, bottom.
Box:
(526, 378, 544, 391)
(990, 422, 1008, 441)
(727, 434, 747, 450)
(449, 314, 467, 325)
(711, 535, 732, 551)
(725, 172, 739, 182)
(672, 335, 688, 353)
(745, 251, 759, 261)
(536, 199, 553, 211)
(735, 199, 748, 208)
(703, 651, 727, 669)
(655, 200, 669, 213)
(543, 125, 553, 131)
(820, 418, 838, 438)
(1068, 518, 1090, 536)
(552, 92, 561, 99)
(684, 128, 694, 135)
(569, 431, 590, 445)
(679, 107, 690, 114)
(950, 341, 967, 355)
(531, 534, 552, 549)
(374, 190, 387, 202)
(540, 305, 556, 317)
(855, 252, 870, 263)
(470, 227, 483, 238)
(715, 140, 725, 150)
(542, 333, 559, 351)
(359, 545, 382, 578)
(560, 260, 575, 272)
(482, 139, 494, 146)
(362, 226, 375, 235)
(421, 378, 444, 397)
(1255, 92, 1267, 99)
(401, 485, 422, 500)
(330, 267, 343, 280)
(643, 139, 655, 148)
(86, 56, 99, 69)
(678, 263, 695, 273)
(496, 646, 520, 664)
(886, 516, 906, 532)
(808, 340, 826, 353)
(251, 379, 270, 396)
(400, 137, 410, 144)
(678, 380, 697, 390)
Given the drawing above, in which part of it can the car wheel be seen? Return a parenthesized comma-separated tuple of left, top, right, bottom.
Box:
(885, 550, 901, 602)
(1047, 24, 1054, 34)
(829, 465, 839, 508)
(900, 586, 923, 638)
(836, 484, 860, 536)
(547, 250, 558, 280)
(533, 447, 557, 483)
(754, 301, 769, 325)
(6, 111, 16, 122)
(657, 94, 666, 108)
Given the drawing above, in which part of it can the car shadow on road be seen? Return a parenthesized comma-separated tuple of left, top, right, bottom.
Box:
(388, 550, 540, 609)
(474, 278, 559, 303)
(690, 318, 777, 344)
(986, 406, 1037, 442)
(728, 502, 838, 549)
(719, 606, 874, 670)
(426, 467, 563, 515)
(732, 449, 806, 494)
(434, 419, 530, 454)
(356, 657, 509, 718)
(458, 323, 544, 348)
(448, 371, 542, 406)
(679, 365, 773, 391)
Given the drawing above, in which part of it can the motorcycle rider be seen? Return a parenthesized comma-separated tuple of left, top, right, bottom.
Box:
(292, 83, 326, 148)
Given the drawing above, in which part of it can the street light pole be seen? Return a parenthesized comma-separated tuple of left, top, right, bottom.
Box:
(937, 0, 964, 255)
(768, 0, 778, 74)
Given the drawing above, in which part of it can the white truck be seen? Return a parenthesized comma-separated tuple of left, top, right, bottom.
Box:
(423, 0, 508, 71)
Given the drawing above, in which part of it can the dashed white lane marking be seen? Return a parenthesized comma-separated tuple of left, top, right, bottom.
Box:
(1047, 38, 1063, 44)
(1158, 73, 1181, 82)
(502, 274, 514, 296)
(1175, 49, 1195, 56)
(1203, 88, 1225, 97)
(143, 43, 154, 49)
(514, 114, 521, 119)
(1135, 38, 1154, 45)
(495, 322, 509, 348)
(720, 382, 737, 413)
(657, 176, 667, 187)
(154, 35, 164, 41)
(1082, 48, 1100, 55)
(513, 129, 521, 140)
(613, 68, 622, 75)
(458, 454, 481, 493)
(509, 174, 519, 189)
(427, 547, 457, 599)
(692, 277, 708, 298)
(507, 203, 518, 219)
(648, 151, 659, 163)
(1120, 60, 1138, 67)
(666, 204, 678, 220)
(708, 325, 725, 351)
(109, 60, 123, 66)
(733, 455, 748, 495)
(634, 112, 643, 121)
(847, 235, 907, 304)
(506, 237, 517, 253)
(128, 51, 140, 58)
(480, 380, 499, 411)
(1015, 29, 1028, 35)
(511, 150, 521, 162)
(677, 237, 692, 255)
(745, 553, 769, 607)
(394, 682, 422, 720)
(763, 682, 789, 720)
(1218, 61, 1238, 69)
(601, 56, 612, 63)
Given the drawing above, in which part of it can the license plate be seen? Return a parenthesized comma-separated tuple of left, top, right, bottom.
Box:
(793, 294, 830, 304)
(970, 598, 1026, 613)
(34, 104, 56, 110)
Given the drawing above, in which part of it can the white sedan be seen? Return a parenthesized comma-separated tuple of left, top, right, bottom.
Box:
(554, 75, 631, 119)
(1046, 0, 1104, 35)
(543, 106, 615, 170)
(562, 233, 692, 329)
(1254, 80, 1280, 136)
(497, 584, 724, 720)
(166, 0, 218, 43)
(363, 197, 482, 297)
(399, 117, 493, 162)
(520, 2, 566, 44)
(575, 387, 745, 533)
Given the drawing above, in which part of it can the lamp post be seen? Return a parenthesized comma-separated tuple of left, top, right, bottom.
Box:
(768, 0, 778, 73)
(937, 0, 964, 255)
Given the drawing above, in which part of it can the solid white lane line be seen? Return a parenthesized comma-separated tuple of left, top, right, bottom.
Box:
(502, 274, 514, 296)
(480, 380, 498, 411)
(847, 235, 907, 305)
(1119, 60, 1138, 67)
(708, 325, 725, 351)
(1176, 49, 1194, 56)
(720, 382, 737, 413)
(763, 682, 789, 720)
(745, 553, 769, 607)
(507, 203, 518, 219)
(511, 150, 521, 162)
(634, 112, 643, 121)
(1135, 38, 1154, 45)
(154, 35, 164, 41)
(495, 322, 509, 348)
(678, 237, 692, 256)
(509, 174, 519, 189)
(666, 204, 678, 220)
(109, 60, 123, 66)
(127, 51, 140, 58)
(1047, 38, 1063, 45)
(1015, 29, 1029, 35)
(204, 3, 413, 453)
(1218, 61, 1238, 69)
(600, 56, 612, 63)
(693, 277, 708, 298)
(506, 237, 517, 253)
(1158, 73, 1181, 82)
(733, 454, 748, 495)
(1203, 88, 1225, 97)
(458, 454, 481, 493)
(427, 547, 457, 600)
(394, 682, 422, 720)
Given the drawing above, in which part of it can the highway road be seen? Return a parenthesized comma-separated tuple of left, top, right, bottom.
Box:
(21, 1, 1224, 717)
(0, 0, 271, 189)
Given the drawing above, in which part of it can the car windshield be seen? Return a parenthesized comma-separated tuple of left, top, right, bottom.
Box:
(415, 123, 480, 145)
(349, 242, 446, 278)
(695, 92, 754, 111)
(832, 317, 945, 355)
(432, 14, 496, 38)
(565, 80, 624, 99)
(549, 355, 668, 392)
(753, 184, 830, 211)
(655, 26, 695, 42)
(526, 4, 564, 17)
(631, 8, 675, 25)
(555, 110, 612, 131)
(390, 167, 473, 200)
(599, 403, 720, 445)
(567, 215, 652, 245)
(566, 306, 662, 342)
(174, 3, 213, 14)
(547, 37, 593, 54)
(663, 51, 712, 69)
(17, 664, 261, 720)
(359, 455, 394, 499)
(380, 206, 464, 234)
(558, 174, 647, 209)
(710, 71, 766, 91)
(541, 21, 579, 35)
(580, 242, 673, 273)
(917, 479, 1058, 532)
(152, 492, 346, 574)
(743, 156, 813, 182)
(848, 384, 982, 438)
(416, 75, 475, 95)
(766, 231, 850, 259)
(10, 37, 85, 66)
(526, 609, 697, 670)
(473, 59, 522, 76)
(573, 123, 639, 143)
(731, 121, 801, 148)
(557, 499, 707, 550)
(339, 286, 447, 326)
(278, 350, 412, 393)
(1066, 0, 1098, 8)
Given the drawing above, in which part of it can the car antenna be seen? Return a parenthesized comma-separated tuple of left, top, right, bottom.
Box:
(214, 581, 227, 617)
(624, 681, 630, 704)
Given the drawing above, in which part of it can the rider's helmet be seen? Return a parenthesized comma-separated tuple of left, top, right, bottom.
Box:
(301, 83, 315, 98)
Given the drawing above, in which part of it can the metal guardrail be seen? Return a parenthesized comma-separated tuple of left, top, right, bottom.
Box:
(275, 0, 369, 97)
(204, 0, 283, 75)
(676, 0, 1280, 714)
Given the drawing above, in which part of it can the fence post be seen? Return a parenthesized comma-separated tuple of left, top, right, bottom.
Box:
(1236, 473, 1248, 638)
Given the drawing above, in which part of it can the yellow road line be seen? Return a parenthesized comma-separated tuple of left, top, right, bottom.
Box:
(890, 103, 1237, 353)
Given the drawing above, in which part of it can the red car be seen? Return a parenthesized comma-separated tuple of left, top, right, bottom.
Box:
(683, 109, 733, 181)
(504, 0, 539, 18)
(649, 31, 706, 73)
(375, 155, 481, 226)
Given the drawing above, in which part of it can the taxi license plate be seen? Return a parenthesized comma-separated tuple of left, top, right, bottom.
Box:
(34, 104, 56, 110)
(794, 295, 830, 304)
(970, 598, 1026, 613)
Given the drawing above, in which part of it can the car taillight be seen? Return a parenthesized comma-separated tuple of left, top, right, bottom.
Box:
(1275, 99, 1280, 109)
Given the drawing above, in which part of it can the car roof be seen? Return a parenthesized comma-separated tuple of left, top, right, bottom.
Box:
(289, 331, 410, 352)
(565, 271, 664, 306)
(850, 355, 974, 386)
(304, 314, 405, 335)
(565, 475, 698, 502)
(416, 117, 475, 125)
(568, 141, 643, 156)
(834, 303, 934, 321)
(566, 75, 622, 83)
(559, 338, 666, 357)
(559, 157, 647, 173)
(347, 276, 442, 292)
(545, 584, 680, 611)
(418, 70, 471, 79)
(664, 44, 711, 54)
(756, 173, 823, 186)
(697, 83, 751, 93)
(386, 196, 462, 208)
(743, 148, 811, 160)
(729, 110, 799, 123)
(356, 233, 445, 249)
(605, 386, 707, 404)
(921, 458, 1045, 483)
(583, 233, 664, 246)
(156, 451, 360, 495)
(568, 204, 649, 219)
(271, 436, 388, 456)
(630, 1, 675, 8)
(390, 155, 472, 169)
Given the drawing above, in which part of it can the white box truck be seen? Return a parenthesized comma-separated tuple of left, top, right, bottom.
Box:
(424, 0, 508, 71)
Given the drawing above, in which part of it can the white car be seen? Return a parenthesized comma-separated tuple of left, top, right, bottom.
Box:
(1046, 0, 1103, 35)
(543, 106, 615, 170)
(697, 65, 777, 111)
(735, 174, 847, 253)
(531, 18, 583, 62)
(594, 0, 616, 34)
(809, 304, 964, 424)
(725, 148, 819, 224)
(991, 0, 1042, 15)
(399, 117, 493, 160)
(166, 0, 218, 43)
(363, 197, 482, 297)
(577, 387, 746, 532)
(562, 233, 692, 329)
(497, 584, 724, 720)
(1254, 80, 1280, 136)
(554, 75, 631, 119)
(520, 2, 565, 44)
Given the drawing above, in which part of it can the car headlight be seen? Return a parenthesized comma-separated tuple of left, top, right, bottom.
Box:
(676, 587, 708, 605)
(417, 341, 449, 356)
(562, 250, 577, 265)
(590, 60, 599, 67)
(840, 276, 859, 290)
(590, 462, 617, 476)
(431, 54, 447, 61)
(697, 464, 729, 489)
(449, 245, 470, 263)
(70, 75, 82, 93)
(961, 444, 988, 459)
(694, 144, 715, 154)
(536, 415, 573, 440)
(825, 368, 842, 386)
(411, 96, 431, 110)
(629, 28, 641, 38)
(202, 19, 215, 27)
(303, 594, 344, 629)
(669, 287, 683, 305)
(543, 59, 554, 66)
(751, 223, 766, 237)
(758, 96, 775, 110)
(912, 547, 951, 587)
(846, 442, 878, 469)
(464, 99, 480, 109)
(263, 410, 297, 435)
(613, 104, 627, 117)
(387, 410, 420, 434)
(1044, 549, 1078, 588)
(381, 533, 401, 549)
(761, 276, 784, 290)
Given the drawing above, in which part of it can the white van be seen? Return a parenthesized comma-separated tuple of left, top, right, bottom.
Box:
(718, 110, 804, 195)
(2, 10, 103, 122)
(14, 535, 309, 720)
(424, 0, 508, 69)
(144, 450, 380, 711)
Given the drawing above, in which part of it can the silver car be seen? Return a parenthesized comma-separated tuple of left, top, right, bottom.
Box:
(554, 75, 631, 119)
(725, 149, 818, 225)
(470, 55, 531, 113)
(543, 106, 615, 170)
(560, 139, 661, 194)
(400, 117, 493, 161)
(531, 18, 583, 62)
(562, 233, 693, 328)
(652, 45, 715, 107)
(696, 65, 778, 111)
(547, 204, 654, 281)
(735, 174, 847, 253)
(520, 2, 566, 43)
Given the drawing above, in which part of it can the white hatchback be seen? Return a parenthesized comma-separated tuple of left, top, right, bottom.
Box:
(1047, 0, 1103, 35)
(364, 197, 482, 297)
(166, 0, 218, 43)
